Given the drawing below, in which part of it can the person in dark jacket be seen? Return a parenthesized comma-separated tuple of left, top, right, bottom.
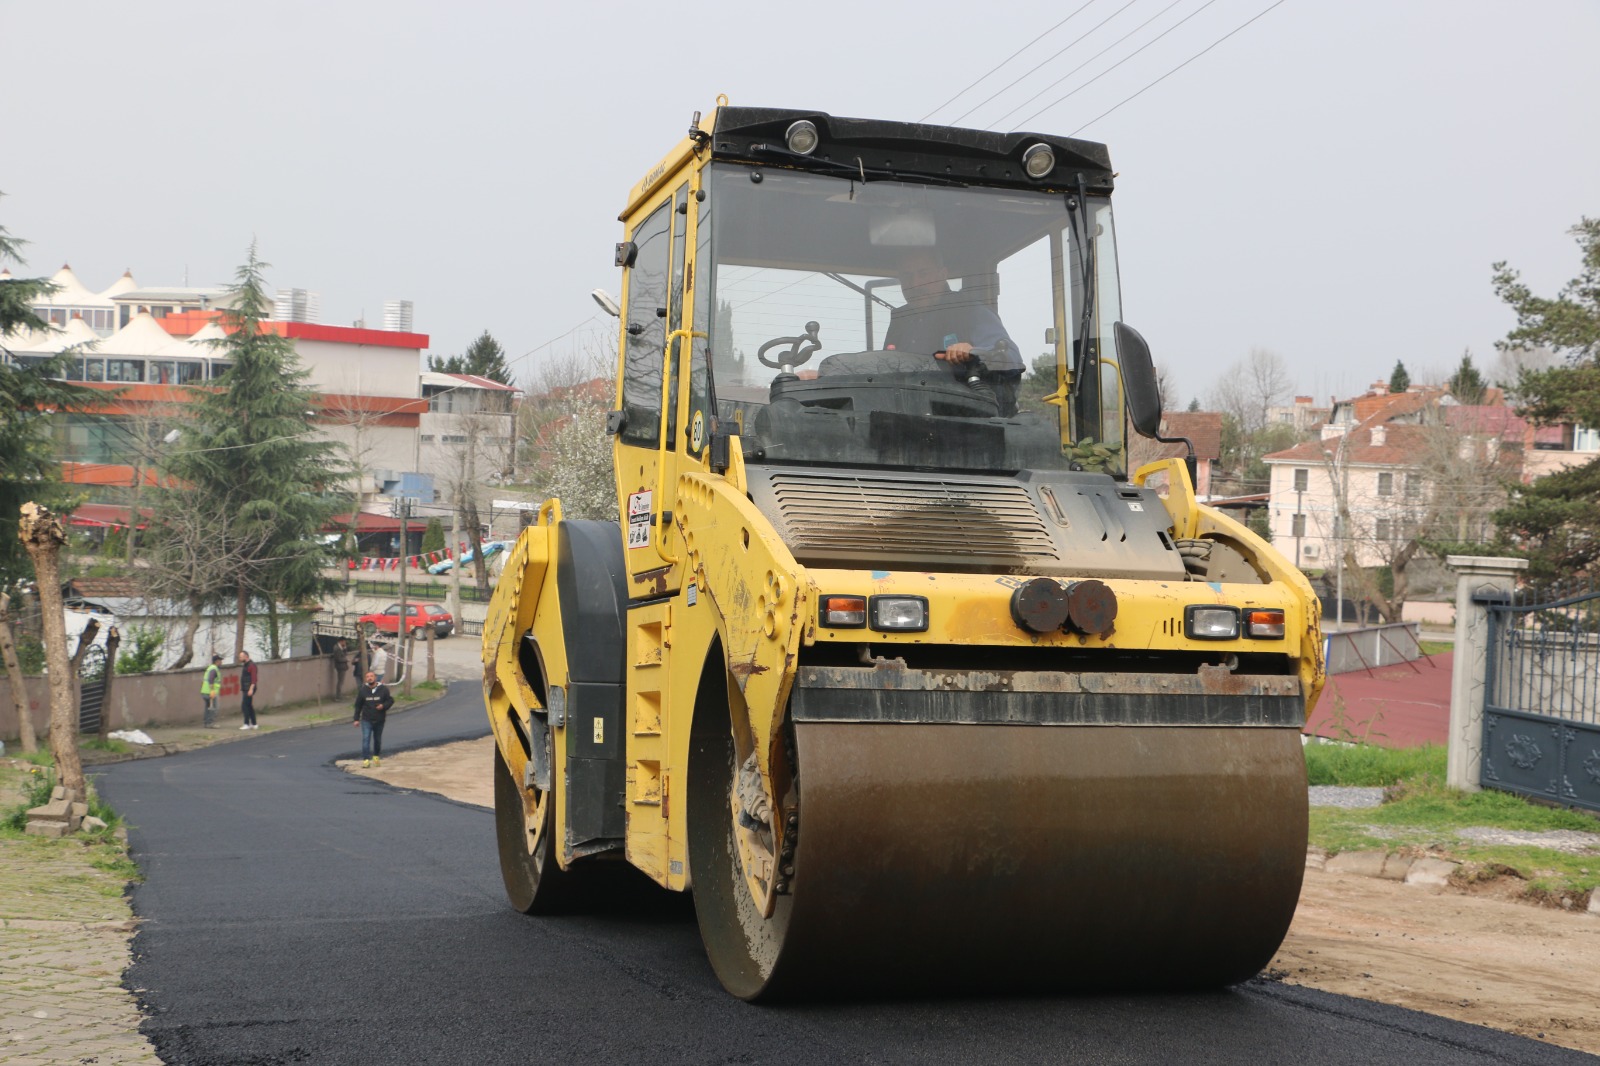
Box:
(352, 671, 394, 768)
(238, 651, 259, 730)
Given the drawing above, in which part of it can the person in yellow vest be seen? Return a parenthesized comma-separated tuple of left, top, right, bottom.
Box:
(201, 654, 223, 728)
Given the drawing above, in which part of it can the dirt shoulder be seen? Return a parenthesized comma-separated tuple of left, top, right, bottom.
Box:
(356, 736, 1600, 1057)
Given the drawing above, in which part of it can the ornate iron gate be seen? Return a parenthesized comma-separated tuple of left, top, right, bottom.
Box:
(1481, 577, 1600, 812)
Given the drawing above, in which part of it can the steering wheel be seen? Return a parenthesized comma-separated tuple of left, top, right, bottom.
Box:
(756, 321, 822, 374)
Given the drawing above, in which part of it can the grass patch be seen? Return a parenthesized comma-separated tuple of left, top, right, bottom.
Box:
(301, 712, 338, 723)
(415, 680, 446, 692)
(1309, 763, 1600, 896)
(82, 737, 132, 755)
(1304, 740, 1445, 786)
(1419, 639, 1452, 656)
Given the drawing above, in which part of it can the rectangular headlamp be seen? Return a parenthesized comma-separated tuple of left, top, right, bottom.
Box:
(869, 595, 928, 632)
(1184, 605, 1240, 641)
(1245, 609, 1286, 639)
(819, 594, 867, 629)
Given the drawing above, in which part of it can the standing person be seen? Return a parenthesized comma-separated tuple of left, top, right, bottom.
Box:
(238, 651, 259, 731)
(369, 641, 388, 684)
(351, 671, 394, 768)
(201, 654, 223, 728)
(331, 638, 351, 699)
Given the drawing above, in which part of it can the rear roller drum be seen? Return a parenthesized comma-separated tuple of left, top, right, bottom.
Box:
(493, 743, 567, 913)
(687, 697, 795, 1000)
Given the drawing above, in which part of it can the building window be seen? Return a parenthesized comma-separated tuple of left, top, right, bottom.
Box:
(442, 434, 468, 444)
(1291, 513, 1306, 537)
(105, 359, 145, 383)
(419, 434, 435, 443)
(1293, 468, 1308, 492)
(1404, 473, 1421, 498)
(1376, 518, 1393, 541)
(1377, 472, 1393, 496)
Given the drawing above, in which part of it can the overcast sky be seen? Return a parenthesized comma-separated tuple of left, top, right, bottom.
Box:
(4, 0, 1595, 407)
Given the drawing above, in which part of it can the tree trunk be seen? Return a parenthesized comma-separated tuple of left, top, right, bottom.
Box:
(402, 625, 417, 697)
(0, 592, 38, 753)
(19, 502, 85, 796)
(267, 598, 281, 660)
(425, 623, 435, 684)
(467, 501, 488, 593)
(169, 599, 203, 670)
(99, 626, 121, 742)
(125, 465, 142, 565)
(235, 585, 249, 658)
(447, 506, 463, 626)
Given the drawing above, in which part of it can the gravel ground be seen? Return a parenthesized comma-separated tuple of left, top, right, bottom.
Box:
(1308, 786, 1387, 809)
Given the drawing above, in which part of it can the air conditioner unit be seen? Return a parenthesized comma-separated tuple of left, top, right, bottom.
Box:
(1303, 544, 1319, 558)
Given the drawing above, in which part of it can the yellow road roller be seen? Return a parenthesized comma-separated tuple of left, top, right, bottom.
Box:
(483, 102, 1324, 1000)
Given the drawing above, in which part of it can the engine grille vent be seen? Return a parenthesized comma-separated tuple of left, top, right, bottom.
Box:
(757, 471, 1059, 563)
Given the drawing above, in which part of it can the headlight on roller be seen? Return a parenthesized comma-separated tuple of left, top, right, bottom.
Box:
(1185, 605, 1240, 641)
(870, 595, 928, 632)
(819, 594, 867, 629)
(1246, 609, 1286, 639)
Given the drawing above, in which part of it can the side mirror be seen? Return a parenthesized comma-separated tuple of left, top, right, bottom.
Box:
(1113, 321, 1161, 439)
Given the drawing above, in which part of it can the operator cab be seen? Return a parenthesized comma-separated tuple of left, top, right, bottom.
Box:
(614, 107, 1143, 480)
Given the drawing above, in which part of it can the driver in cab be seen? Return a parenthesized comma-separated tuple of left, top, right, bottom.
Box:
(885, 248, 1024, 414)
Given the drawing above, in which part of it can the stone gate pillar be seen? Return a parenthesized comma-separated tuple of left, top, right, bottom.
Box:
(1445, 555, 1528, 792)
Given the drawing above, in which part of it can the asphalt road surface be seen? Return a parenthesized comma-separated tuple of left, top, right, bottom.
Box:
(98, 687, 1597, 1066)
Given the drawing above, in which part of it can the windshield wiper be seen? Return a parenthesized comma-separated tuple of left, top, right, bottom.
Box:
(1067, 176, 1097, 403)
(747, 144, 970, 186)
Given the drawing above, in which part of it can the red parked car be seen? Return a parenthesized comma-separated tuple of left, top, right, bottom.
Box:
(359, 603, 454, 639)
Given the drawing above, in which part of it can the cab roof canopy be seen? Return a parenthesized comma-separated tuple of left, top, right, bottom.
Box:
(709, 106, 1114, 195)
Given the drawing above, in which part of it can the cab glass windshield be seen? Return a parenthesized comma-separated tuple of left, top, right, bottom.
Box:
(706, 164, 1125, 476)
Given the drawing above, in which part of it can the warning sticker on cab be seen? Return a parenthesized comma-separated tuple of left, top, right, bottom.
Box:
(627, 490, 652, 549)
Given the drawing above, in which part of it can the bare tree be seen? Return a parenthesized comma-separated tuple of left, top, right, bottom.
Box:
(18, 502, 84, 796)
(136, 490, 274, 669)
(1209, 348, 1293, 435)
(1317, 420, 1515, 623)
(0, 590, 38, 752)
(518, 343, 619, 522)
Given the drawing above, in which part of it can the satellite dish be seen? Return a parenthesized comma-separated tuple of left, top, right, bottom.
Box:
(591, 289, 622, 318)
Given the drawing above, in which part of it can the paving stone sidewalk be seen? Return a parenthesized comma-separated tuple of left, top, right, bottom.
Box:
(0, 837, 158, 1065)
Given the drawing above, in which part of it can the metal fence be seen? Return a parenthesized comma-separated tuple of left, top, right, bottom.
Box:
(1323, 622, 1424, 676)
(345, 579, 491, 604)
(1481, 576, 1600, 812)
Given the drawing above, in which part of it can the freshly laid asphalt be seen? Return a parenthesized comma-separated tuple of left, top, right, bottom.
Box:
(97, 687, 1597, 1066)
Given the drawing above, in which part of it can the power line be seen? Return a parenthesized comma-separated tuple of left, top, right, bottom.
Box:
(1000, 0, 1220, 129)
(506, 313, 607, 371)
(918, 0, 1103, 123)
(1067, 0, 1292, 137)
(949, 0, 1145, 127)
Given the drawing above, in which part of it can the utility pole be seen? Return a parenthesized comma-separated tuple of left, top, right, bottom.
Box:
(392, 495, 414, 694)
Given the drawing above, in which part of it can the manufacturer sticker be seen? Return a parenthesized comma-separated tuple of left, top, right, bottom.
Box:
(1127, 501, 1144, 512)
(686, 582, 698, 606)
(627, 490, 652, 549)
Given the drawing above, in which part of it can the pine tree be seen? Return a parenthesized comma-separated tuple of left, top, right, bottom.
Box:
(1388, 360, 1410, 393)
(427, 330, 513, 385)
(420, 516, 445, 554)
(0, 214, 99, 591)
(1490, 217, 1600, 579)
(1447, 351, 1487, 405)
(155, 245, 346, 656)
(1186, 397, 1201, 412)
